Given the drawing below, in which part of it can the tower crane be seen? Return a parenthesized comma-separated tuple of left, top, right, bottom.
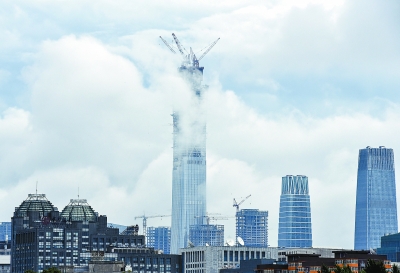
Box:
(160, 33, 220, 68)
(134, 214, 171, 237)
(159, 36, 176, 53)
(233, 194, 251, 212)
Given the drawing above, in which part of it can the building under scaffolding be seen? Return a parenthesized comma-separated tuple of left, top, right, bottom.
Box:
(236, 209, 268, 247)
(147, 226, 171, 254)
(189, 224, 224, 247)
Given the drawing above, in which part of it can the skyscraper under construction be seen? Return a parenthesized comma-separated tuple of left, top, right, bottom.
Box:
(160, 34, 219, 254)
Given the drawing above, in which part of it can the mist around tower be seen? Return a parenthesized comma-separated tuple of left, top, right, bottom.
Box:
(0, 1, 398, 251)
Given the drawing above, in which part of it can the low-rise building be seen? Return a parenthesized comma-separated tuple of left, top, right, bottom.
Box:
(254, 250, 391, 273)
(377, 232, 400, 262)
(0, 255, 10, 273)
(180, 246, 278, 273)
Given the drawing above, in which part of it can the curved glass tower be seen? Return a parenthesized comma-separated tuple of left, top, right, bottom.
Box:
(354, 146, 398, 250)
(278, 175, 312, 248)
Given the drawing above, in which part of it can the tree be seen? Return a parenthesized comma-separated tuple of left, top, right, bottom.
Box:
(42, 267, 62, 273)
(25, 270, 36, 273)
(320, 264, 330, 273)
(364, 259, 386, 273)
(334, 265, 352, 273)
(393, 264, 400, 273)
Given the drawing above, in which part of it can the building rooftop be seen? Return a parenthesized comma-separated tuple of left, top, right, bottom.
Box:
(60, 199, 97, 222)
(14, 194, 57, 217)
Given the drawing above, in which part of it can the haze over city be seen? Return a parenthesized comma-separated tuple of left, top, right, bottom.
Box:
(0, 0, 399, 250)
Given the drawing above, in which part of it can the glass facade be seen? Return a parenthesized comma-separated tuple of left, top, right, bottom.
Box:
(236, 209, 268, 247)
(60, 199, 97, 222)
(170, 65, 207, 254)
(189, 224, 224, 247)
(13, 194, 56, 218)
(0, 222, 11, 241)
(354, 146, 398, 250)
(278, 175, 312, 248)
(147, 226, 171, 254)
(377, 232, 400, 262)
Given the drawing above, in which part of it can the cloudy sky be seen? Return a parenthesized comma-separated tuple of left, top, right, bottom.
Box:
(0, 0, 399, 249)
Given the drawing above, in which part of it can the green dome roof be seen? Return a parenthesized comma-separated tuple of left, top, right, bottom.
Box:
(60, 199, 97, 222)
(14, 194, 57, 217)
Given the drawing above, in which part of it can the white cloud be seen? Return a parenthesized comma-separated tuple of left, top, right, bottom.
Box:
(0, 0, 399, 251)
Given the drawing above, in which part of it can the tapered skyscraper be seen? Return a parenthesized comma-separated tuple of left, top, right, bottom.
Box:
(354, 146, 398, 250)
(278, 175, 312, 248)
(161, 34, 219, 254)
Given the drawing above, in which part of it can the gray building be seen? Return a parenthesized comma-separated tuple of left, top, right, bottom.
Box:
(0, 256, 10, 273)
(180, 246, 278, 273)
(180, 246, 341, 273)
(11, 193, 180, 273)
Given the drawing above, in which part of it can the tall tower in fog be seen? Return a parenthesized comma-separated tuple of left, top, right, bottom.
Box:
(160, 34, 219, 254)
(278, 175, 312, 248)
(354, 146, 398, 250)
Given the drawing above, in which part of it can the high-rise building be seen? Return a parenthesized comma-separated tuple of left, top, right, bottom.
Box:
(189, 224, 224, 247)
(147, 226, 171, 254)
(354, 146, 398, 250)
(168, 35, 215, 254)
(11, 193, 181, 273)
(236, 209, 268, 247)
(278, 175, 312, 248)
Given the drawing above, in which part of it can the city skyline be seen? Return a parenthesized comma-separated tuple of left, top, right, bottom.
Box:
(0, 0, 399, 250)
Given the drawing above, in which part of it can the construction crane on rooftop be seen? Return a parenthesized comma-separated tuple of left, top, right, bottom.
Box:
(233, 194, 251, 213)
(159, 33, 220, 68)
(134, 214, 171, 237)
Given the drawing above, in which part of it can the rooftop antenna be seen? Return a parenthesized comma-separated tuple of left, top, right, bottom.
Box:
(36, 181, 38, 195)
(78, 187, 80, 199)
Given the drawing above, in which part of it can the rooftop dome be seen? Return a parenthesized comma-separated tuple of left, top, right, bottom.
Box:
(60, 199, 97, 222)
(14, 194, 57, 217)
